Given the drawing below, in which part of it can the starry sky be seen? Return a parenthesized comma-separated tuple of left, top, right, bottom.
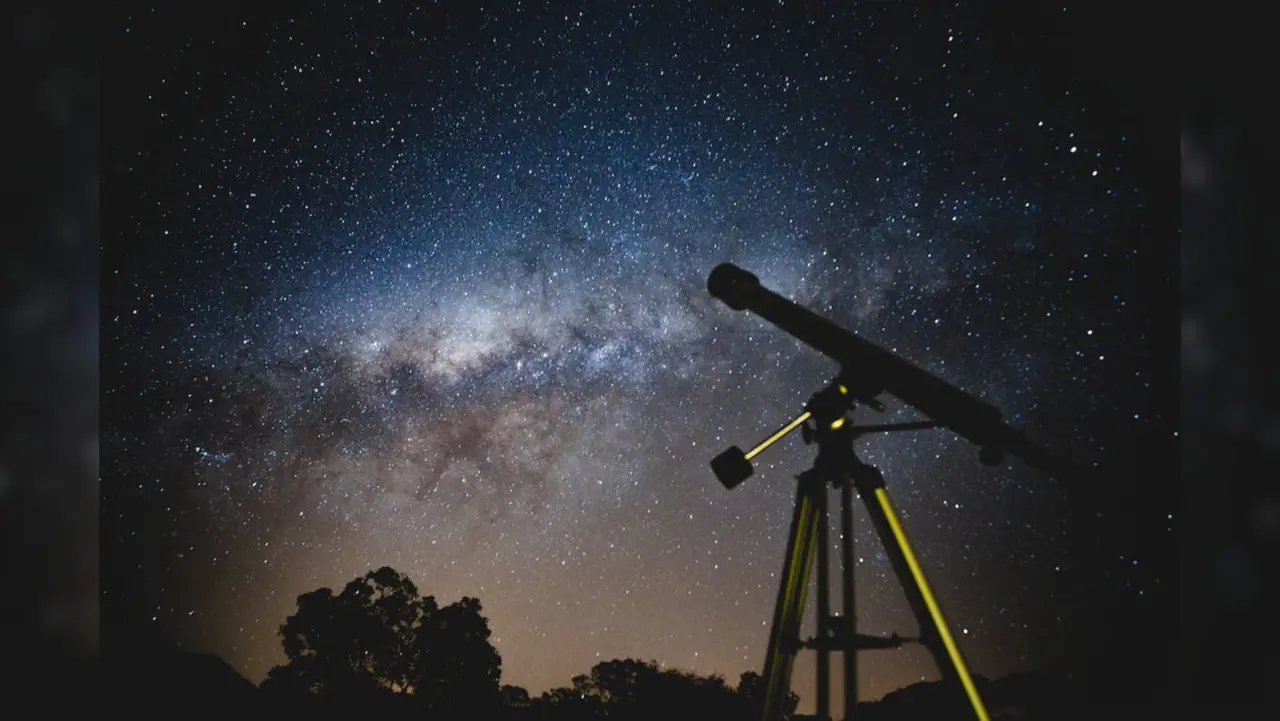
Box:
(103, 2, 1165, 713)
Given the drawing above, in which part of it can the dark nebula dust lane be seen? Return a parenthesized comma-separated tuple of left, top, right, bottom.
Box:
(104, 2, 1164, 712)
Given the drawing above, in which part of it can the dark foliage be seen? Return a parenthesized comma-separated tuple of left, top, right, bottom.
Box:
(260, 566, 502, 718)
(525, 659, 799, 721)
(103, 567, 1074, 719)
(845, 671, 1080, 721)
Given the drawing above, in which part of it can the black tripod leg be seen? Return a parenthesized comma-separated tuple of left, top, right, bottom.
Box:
(815, 479, 830, 721)
(840, 477, 858, 719)
(852, 464, 991, 721)
(761, 470, 823, 721)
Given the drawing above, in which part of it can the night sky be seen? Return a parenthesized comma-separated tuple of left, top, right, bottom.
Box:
(103, 2, 1165, 713)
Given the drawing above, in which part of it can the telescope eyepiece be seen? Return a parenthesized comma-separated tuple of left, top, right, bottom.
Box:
(707, 263, 760, 311)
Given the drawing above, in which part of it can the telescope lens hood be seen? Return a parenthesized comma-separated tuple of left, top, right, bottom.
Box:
(707, 263, 760, 311)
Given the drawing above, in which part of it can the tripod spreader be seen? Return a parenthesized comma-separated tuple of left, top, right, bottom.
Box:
(801, 628, 917, 652)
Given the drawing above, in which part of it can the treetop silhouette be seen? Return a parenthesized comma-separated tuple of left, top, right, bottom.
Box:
(263, 566, 501, 714)
(246, 566, 1065, 720)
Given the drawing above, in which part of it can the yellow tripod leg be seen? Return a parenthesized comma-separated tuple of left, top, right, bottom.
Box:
(872, 487, 991, 721)
(761, 473, 822, 721)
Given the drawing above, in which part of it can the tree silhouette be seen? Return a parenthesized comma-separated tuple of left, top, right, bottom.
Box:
(737, 670, 800, 719)
(265, 566, 423, 698)
(115, 568, 1069, 719)
(262, 566, 501, 716)
(533, 658, 801, 720)
(502, 683, 532, 708)
(412, 595, 503, 715)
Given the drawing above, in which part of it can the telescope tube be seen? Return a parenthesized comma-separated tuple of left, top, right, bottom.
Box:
(707, 263, 1079, 484)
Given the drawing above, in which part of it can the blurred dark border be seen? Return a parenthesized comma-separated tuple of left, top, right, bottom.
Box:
(1180, 7, 1279, 710)
(0, 0, 99, 699)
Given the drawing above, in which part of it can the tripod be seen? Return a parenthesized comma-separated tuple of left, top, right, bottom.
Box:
(712, 377, 991, 721)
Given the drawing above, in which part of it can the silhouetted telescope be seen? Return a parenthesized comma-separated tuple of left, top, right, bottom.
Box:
(707, 263, 1080, 485)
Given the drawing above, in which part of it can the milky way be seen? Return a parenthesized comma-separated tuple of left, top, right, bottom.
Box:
(105, 3, 1161, 713)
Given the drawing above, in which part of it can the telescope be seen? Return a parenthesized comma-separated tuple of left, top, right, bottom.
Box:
(707, 262, 1080, 485)
(704, 263, 1083, 721)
